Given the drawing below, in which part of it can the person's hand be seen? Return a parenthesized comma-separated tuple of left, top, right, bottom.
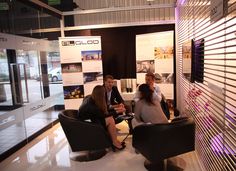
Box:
(114, 104, 126, 114)
(111, 104, 120, 109)
(149, 84, 154, 91)
(112, 103, 124, 108)
(119, 103, 125, 108)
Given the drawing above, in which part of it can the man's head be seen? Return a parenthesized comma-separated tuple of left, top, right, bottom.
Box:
(104, 75, 114, 91)
(145, 72, 155, 86)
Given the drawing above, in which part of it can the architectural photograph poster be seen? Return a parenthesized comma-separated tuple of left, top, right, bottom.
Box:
(59, 36, 103, 109)
(136, 31, 174, 99)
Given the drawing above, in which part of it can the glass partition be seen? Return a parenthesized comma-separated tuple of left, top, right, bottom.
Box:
(16, 50, 43, 103)
(0, 49, 12, 106)
(0, 0, 61, 40)
(0, 93, 63, 158)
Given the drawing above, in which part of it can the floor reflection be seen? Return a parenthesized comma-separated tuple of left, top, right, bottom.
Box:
(0, 122, 202, 171)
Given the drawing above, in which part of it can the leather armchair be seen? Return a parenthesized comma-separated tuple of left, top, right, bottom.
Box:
(132, 117, 195, 171)
(58, 109, 111, 161)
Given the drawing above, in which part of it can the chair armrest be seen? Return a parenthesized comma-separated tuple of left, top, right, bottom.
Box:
(132, 118, 195, 161)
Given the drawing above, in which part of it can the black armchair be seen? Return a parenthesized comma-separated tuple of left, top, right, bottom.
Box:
(132, 117, 195, 171)
(58, 109, 111, 161)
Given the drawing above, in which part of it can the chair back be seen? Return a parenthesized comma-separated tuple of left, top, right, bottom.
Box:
(58, 109, 111, 152)
(132, 117, 195, 162)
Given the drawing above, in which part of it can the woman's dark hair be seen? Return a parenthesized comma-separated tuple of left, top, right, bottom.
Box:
(139, 84, 154, 105)
(91, 85, 108, 114)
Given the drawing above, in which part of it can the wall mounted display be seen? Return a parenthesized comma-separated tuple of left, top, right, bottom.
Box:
(136, 31, 174, 99)
(59, 36, 103, 109)
(192, 38, 204, 83)
(182, 39, 204, 83)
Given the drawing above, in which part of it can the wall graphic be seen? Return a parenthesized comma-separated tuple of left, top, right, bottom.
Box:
(136, 31, 174, 99)
(59, 36, 103, 109)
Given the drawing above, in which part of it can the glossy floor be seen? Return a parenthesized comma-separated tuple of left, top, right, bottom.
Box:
(0, 122, 203, 171)
(0, 109, 59, 155)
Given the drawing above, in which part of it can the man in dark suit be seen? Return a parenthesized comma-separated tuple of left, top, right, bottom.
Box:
(104, 75, 126, 118)
(104, 75, 134, 134)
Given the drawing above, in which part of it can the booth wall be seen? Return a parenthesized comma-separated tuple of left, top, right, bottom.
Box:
(176, 1, 236, 171)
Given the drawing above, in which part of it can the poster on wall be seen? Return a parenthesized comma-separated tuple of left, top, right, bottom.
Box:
(59, 36, 103, 109)
(136, 31, 174, 99)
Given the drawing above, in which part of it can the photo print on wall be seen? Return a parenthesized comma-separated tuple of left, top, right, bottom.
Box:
(83, 72, 103, 84)
(154, 46, 173, 59)
(61, 63, 82, 73)
(182, 40, 193, 82)
(137, 60, 155, 73)
(81, 50, 102, 61)
(154, 73, 173, 84)
(64, 85, 84, 99)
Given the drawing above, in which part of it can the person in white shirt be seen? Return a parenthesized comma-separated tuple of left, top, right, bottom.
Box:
(134, 72, 162, 102)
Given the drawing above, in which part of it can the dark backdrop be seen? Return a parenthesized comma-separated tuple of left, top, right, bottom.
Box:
(65, 24, 175, 79)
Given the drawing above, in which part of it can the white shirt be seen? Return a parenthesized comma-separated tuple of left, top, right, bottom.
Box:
(134, 83, 162, 102)
(106, 90, 112, 105)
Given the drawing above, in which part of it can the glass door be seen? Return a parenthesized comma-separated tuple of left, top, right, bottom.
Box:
(0, 49, 13, 106)
(0, 49, 43, 109)
(16, 50, 43, 103)
(9, 63, 29, 104)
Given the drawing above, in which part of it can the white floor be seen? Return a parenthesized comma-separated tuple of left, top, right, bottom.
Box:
(0, 121, 203, 171)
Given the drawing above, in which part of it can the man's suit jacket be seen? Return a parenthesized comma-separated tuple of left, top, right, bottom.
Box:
(105, 86, 124, 105)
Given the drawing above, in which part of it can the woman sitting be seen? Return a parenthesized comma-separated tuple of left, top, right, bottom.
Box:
(132, 84, 168, 128)
(78, 85, 125, 151)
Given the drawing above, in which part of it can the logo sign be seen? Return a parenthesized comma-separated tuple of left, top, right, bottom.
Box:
(61, 40, 99, 46)
(210, 0, 226, 23)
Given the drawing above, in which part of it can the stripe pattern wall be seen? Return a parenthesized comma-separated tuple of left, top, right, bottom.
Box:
(176, 0, 236, 171)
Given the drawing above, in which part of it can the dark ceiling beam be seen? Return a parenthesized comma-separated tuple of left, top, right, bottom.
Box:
(17, 0, 62, 19)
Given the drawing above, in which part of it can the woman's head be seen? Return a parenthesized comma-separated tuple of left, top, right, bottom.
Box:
(91, 85, 107, 114)
(139, 84, 154, 104)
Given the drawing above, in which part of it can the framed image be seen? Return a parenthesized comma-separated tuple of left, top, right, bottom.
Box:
(63, 85, 84, 99)
(182, 40, 194, 82)
(61, 63, 82, 73)
(83, 72, 103, 84)
(136, 60, 155, 73)
(154, 46, 173, 59)
(81, 50, 102, 61)
(154, 73, 173, 84)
